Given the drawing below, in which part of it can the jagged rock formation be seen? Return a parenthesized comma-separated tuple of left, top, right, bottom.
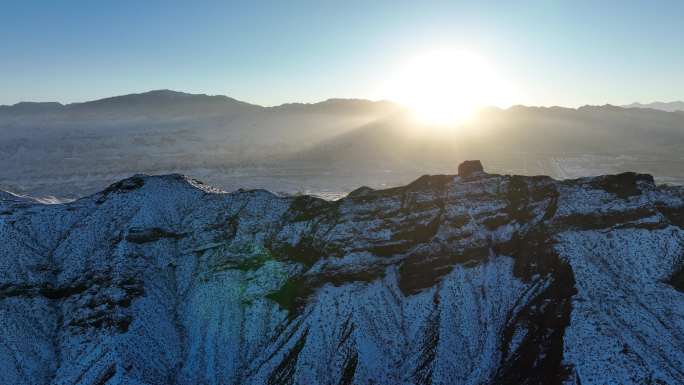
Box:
(1, 163, 684, 384)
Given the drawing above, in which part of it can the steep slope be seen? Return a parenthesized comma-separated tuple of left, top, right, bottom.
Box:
(1, 164, 684, 384)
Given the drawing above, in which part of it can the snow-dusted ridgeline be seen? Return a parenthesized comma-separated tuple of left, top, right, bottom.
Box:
(1, 165, 684, 384)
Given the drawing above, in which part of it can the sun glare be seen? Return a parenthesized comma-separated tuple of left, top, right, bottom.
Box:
(387, 49, 511, 126)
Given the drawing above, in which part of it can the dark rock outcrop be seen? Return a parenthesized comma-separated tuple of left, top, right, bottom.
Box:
(458, 160, 484, 177)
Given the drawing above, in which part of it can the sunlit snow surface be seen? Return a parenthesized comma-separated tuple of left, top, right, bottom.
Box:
(1, 171, 683, 384)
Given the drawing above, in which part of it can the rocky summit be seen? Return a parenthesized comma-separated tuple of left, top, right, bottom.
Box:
(457, 159, 484, 177)
(1, 163, 684, 385)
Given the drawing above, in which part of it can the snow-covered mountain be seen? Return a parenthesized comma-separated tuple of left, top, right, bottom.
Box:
(2, 162, 684, 384)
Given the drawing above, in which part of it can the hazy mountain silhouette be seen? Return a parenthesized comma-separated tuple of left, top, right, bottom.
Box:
(622, 101, 684, 112)
(2, 91, 684, 198)
(294, 104, 684, 181)
(0, 90, 400, 197)
(0, 90, 396, 117)
(0, 101, 63, 115)
(298, 104, 684, 158)
(0, 90, 263, 120)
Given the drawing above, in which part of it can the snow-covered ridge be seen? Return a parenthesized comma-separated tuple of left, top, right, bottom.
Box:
(0, 189, 66, 205)
(1, 163, 684, 384)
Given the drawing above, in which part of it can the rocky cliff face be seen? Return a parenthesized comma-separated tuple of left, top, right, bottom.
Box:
(1, 165, 684, 385)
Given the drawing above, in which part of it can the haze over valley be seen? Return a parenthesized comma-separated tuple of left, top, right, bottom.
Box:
(2, 90, 684, 200)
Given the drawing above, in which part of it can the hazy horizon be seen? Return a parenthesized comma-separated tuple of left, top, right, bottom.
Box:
(3, 88, 684, 201)
(3, 1, 684, 108)
(2, 88, 682, 111)
(2, 2, 684, 199)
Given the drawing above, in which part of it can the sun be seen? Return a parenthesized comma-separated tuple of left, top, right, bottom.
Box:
(386, 49, 509, 125)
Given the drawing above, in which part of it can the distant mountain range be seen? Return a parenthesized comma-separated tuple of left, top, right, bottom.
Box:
(0, 90, 400, 197)
(0, 90, 396, 116)
(293, 104, 684, 178)
(622, 101, 684, 112)
(2, 90, 684, 198)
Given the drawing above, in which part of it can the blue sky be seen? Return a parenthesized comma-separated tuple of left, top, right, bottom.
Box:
(1, 0, 683, 106)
